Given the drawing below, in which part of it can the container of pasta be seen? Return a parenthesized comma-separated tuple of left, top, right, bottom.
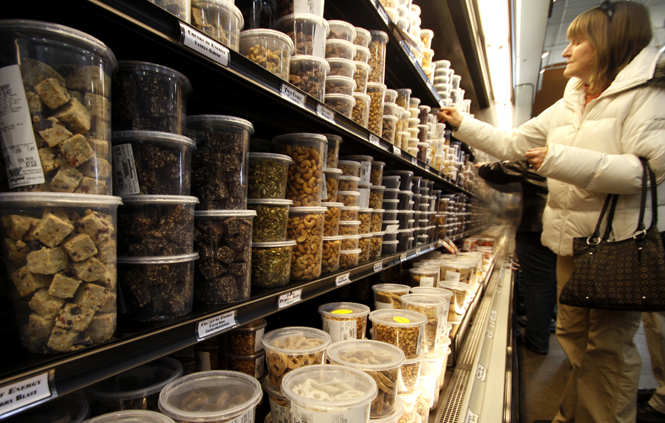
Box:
(369, 309, 427, 359)
(327, 340, 405, 418)
(319, 302, 370, 342)
(371, 283, 410, 309)
(281, 364, 378, 423)
(158, 371, 263, 423)
(262, 326, 331, 391)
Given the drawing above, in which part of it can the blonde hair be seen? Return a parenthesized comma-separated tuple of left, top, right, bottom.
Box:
(567, 1, 652, 94)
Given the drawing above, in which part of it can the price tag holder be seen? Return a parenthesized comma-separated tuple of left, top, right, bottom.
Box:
(490, 310, 497, 322)
(373, 262, 383, 272)
(426, 165, 431, 172)
(416, 247, 423, 255)
(335, 272, 351, 286)
(375, 0, 390, 23)
(180, 23, 229, 67)
(197, 310, 237, 340)
(411, 157, 417, 165)
(393, 145, 402, 156)
(278, 288, 302, 309)
(0, 372, 54, 416)
(281, 83, 306, 108)
(400, 253, 407, 262)
(465, 409, 480, 423)
(316, 104, 335, 123)
(486, 329, 494, 339)
(476, 363, 487, 381)
(369, 134, 381, 147)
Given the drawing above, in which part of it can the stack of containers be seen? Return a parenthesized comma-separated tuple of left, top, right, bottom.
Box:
(383, 170, 413, 253)
(190, 0, 245, 52)
(324, 20, 357, 118)
(381, 174, 402, 255)
(0, 21, 125, 354)
(224, 318, 268, 380)
(433, 60, 453, 106)
(322, 134, 344, 274)
(367, 30, 389, 136)
(337, 156, 366, 266)
(351, 27, 372, 128)
(395, 88, 412, 149)
(382, 89, 400, 145)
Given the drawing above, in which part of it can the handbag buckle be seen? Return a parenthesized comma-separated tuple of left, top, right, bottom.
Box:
(586, 236, 601, 245)
(633, 229, 647, 239)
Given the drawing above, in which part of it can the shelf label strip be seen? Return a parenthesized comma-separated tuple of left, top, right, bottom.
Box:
(180, 23, 229, 67)
(400, 253, 407, 262)
(278, 288, 302, 309)
(0, 372, 52, 415)
(476, 363, 487, 381)
(369, 134, 381, 147)
(281, 84, 306, 108)
(316, 104, 335, 123)
(373, 262, 383, 272)
(197, 310, 237, 340)
(335, 272, 351, 286)
(393, 145, 402, 156)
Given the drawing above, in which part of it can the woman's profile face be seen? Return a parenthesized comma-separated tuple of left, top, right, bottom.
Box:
(562, 36, 596, 83)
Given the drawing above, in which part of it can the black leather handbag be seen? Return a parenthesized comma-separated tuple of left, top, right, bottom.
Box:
(559, 158, 665, 311)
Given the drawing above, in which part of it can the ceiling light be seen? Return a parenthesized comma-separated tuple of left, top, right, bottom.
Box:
(540, 69, 546, 74)
(541, 52, 549, 59)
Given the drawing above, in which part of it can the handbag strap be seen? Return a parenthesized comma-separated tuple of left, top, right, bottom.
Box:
(644, 157, 659, 230)
(589, 193, 617, 243)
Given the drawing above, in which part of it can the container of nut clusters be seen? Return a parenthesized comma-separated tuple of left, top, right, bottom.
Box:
(191, 0, 244, 52)
(239, 29, 294, 80)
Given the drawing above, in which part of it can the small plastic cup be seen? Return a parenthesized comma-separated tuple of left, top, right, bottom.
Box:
(340, 155, 374, 184)
(239, 29, 294, 79)
(341, 234, 361, 250)
(338, 160, 362, 177)
(382, 176, 401, 189)
(191, 0, 244, 51)
(382, 115, 398, 144)
(370, 232, 384, 259)
(323, 201, 342, 236)
(354, 61, 371, 94)
(247, 199, 292, 242)
(369, 309, 427, 359)
(383, 199, 399, 210)
(340, 205, 360, 222)
(326, 75, 357, 96)
(401, 295, 446, 353)
(251, 240, 296, 289)
(328, 20, 357, 42)
(248, 152, 293, 199)
(327, 57, 357, 78)
(325, 39, 357, 60)
(396, 88, 412, 109)
(354, 27, 371, 48)
(319, 302, 370, 342)
(339, 248, 361, 268)
(358, 233, 372, 263)
(384, 170, 413, 191)
(325, 93, 356, 118)
(322, 235, 343, 273)
(384, 188, 399, 201)
(358, 208, 373, 234)
(367, 82, 386, 136)
(274, 13, 330, 58)
(288, 55, 330, 101)
(273, 133, 326, 207)
(368, 30, 389, 83)
(420, 29, 433, 50)
(287, 206, 326, 280)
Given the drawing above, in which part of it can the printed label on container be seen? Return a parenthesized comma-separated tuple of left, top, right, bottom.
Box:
(444, 270, 461, 283)
(281, 83, 306, 108)
(322, 316, 357, 342)
(227, 408, 254, 423)
(292, 402, 366, 423)
(270, 397, 290, 423)
(255, 354, 266, 378)
(317, 104, 335, 123)
(254, 327, 266, 352)
(278, 289, 302, 308)
(180, 23, 229, 67)
(112, 144, 140, 195)
(0, 372, 53, 415)
(374, 301, 393, 310)
(321, 173, 328, 201)
(0, 65, 45, 189)
(359, 162, 371, 184)
(465, 408, 480, 423)
(419, 276, 435, 287)
(358, 187, 370, 208)
(197, 310, 237, 340)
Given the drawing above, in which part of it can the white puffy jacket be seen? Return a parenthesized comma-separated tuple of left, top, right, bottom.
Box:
(454, 46, 665, 256)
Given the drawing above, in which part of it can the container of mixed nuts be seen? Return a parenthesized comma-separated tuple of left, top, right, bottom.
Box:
(239, 29, 294, 80)
(367, 82, 386, 136)
(322, 134, 343, 168)
(327, 20, 356, 42)
(353, 61, 371, 94)
(251, 240, 295, 289)
(371, 209, 384, 232)
(370, 232, 384, 259)
(247, 199, 292, 242)
(358, 208, 372, 234)
(400, 294, 446, 353)
(339, 248, 361, 269)
(224, 350, 266, 378)
(354, 45, 370, 63)
(287, 206, 325, 281)
(321, 235, 343, 273)
(318, 302, 370, 343)
(322, 201, 342, 236)
(273, 133, 326, 207)
(352, 92, 371, 127)
(382, 115, 398, 144)
(191, 0, 244, 52)
(369, 185, 385, 209)
(322, 168, 341, 202)
(340, 155, 373, 184)
(337, 190, 361, 207)
(325, 39, 356, 60)
(274, 13, 329, 58)
(325, 76, 356, 96)
(371, 283, 411, 310)
(368, 30, 388, 83)
(354, 27, 371, 48)
(338, 220, 360, 236)
(248, 153, 293, 199)
(358, 233, 372, 264)
(324, 94, 356, 118)
(327, 58, 357, 78)
(326, 340, 404, 418)
(369, 309, 427, 359)
(226, 318, 267, 355)
(288, 55, 330, 102)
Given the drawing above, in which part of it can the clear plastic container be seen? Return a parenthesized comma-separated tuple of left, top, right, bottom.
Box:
(287, 206, 326, 280)
(327, 340, 404, 418)
(3, 393, 91, 423)
(358, 183, 371, 209)
(191, 0, 243, 51)
(384, 170, 412, 191)
(251, 240, 296, 288)
(382, 115, 398, 144)
(369, 185, 385, 210)
(226, 318, 267, 355)
(397, 191, 413, 210)
(451, 74, 461, 90)
(401, 294, 446, 353)
(370, 232, 384, 259)
(86, 410, 174, 423)
(371, 209, 385, 232)
(1, 193, 121, 353)
(150, 0, 190, 21)
(193, 210, 255, 304)
(352, 92, 371, 127)
(273, 133, 326, 207)
(338, 175, 361, 192)
(327, 57, 357, 78)
(319, 302, 370, 342)
(434, 60, 450, 69)
(358, 233, 372, 263)
(383, 188, 399, 201)
(340, 205, 360, 222)
(398, 351, 424, 394)
(337, 190, 361, 207)
(113, 61, 191, 135)
(372, 395, 403, 423)
(338, 220, 361, 236)
(239, 29, 294, 79)
(340, 234, 361, 251)
(382, 240, 398, 255)
(288, 55, 330, 101)
(275, 0, 325, 18)
(354, 27, 371, 48)
(383, 211, 398, 223)
(325, 93, 356, 118)
(323, 168, 342, 203)
(421, 48, 433, 69)
(354, 45, 371, 63)
(367, 82, 387, 136)
(339, 248, 361, 268)
(262, 326, 331, 390)
(225, 349, 266, 378)
(420, 29, 433, 50)
(264, 379, 289, 423)
(353, 61, 371, 94)
(323, 134, 343, 168)
(328, 20, 357, 42)
(368, 30, 389, 83)
(383, 102, 400, 117)
(158, 371, 262, 422)
(86, 357, 183, 415)
(322, 235, 343, 273)
(118, 195, 197, 256)
(382, 199, 399, 210)
(323, 201, 342, 236)
(369, 309, 427, 359)
(358, 208, 372, 234)
(369, 162, 385, 187)
(382, 175, 401, 189)
(248, 152, 293, 199)
(274, 13, 329, 58)
(326, 76, 356, 96)
(398, 389, 418, 422)
(325, 39, 357, 60)
(396, 88, 412, 109)
(439, 282, 472, 316)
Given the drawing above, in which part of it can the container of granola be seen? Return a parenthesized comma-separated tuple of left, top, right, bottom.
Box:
(262, 326, 331, 391)
(226, 318, 267, 355)
(337, 160, 361, 178)
(321, 235, 343, 273)
(191, 0, 244, 51)
(353, 61, 371, 94)
(327, 340, 404, 418)
(158, 371, 263, 422)
(288, 55, 330, 102)
(248, 152, 293, 199)
(327, 58, 357, 78)
(251, 240, 295, 289)
(273, 133, 326, 207)
(400, 294, 446, 353)
(239, 29, 294, 79)
(274, 13, 329, 58)
(398, 350, 424, 394)
(318, 302, 370, 343)
(371, 283, 410, 310)
(369, 309, 427, 359)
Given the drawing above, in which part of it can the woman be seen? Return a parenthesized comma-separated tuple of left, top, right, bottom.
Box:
(438, 2, 665, 422)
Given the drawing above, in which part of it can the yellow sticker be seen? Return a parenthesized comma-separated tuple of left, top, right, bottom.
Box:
(393, 316, 410, 324)
(332, 309, 353, 314)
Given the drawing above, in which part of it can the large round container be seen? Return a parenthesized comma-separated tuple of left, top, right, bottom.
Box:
(274, 13, 329, 58)
(186, 115, 253, 210)
(401, 294, 446, 353)
(251, 240, 296, 288)
(247, 199, 292, 242)
(321, 235, 343, 273)
(86, 410, 174, 423)
(113, 61, 191, 135)
(248, 152, 293, 199)
(282, 364, 378, 423)
(193, 210, 255, 304)
(262, 326, 331, 391)
(2, 393, 90, 423)
(240, 29, 294, 79)
(288, 55, 330, 102)
(369, 309, 427, 359)
(0, 193, 121, 353)
(273, 133, 326, 207)
(118, 195, 197, 256)
(191, 0, 244, 51)
(0, 20, 117, 194)
(158, 371, 262, 422)
(371, 283, 410, 310)
(318, 302, 370, 342)
(85, 357, 183, 415)
(287, 206, 326, 280)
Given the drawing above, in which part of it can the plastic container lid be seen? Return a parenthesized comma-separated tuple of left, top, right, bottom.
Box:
(338, 190, 361, 197)
(420, 29, 434, 38)
(195, 209, 257, 218)
(289, 54, 331, 74)
(252, 240, 297, 249)
(85, 410, 175, 423)
(323, 201, 344, 207)
(240, 28, 295, 51)
(434, 60, 451, 69)
(118, 61, 192, 95)
(0, 192, 123, 206)
(112, 131, 197, 149)
(385, 170, 414, 176)
(359, 207, 374, 213)
(370, 185, 386, 191)
(373, 208, 386, 213)
(186, 114, 254, 134)
(288, 206, 327, 214)
(328, 20, 357, 40)
(339, 220, 361, 226)
(274, 12, 330, 35)
(327, 340, 405, 370)
(369, 30, 389, 42)
(249, 152, 294, 165)
(327, 57, 357, 73)
(383, 115, 399, 122)
(339, 175, 361, 182)
(120, 195, 199, 205)
(323, 235, 347, 241)
(324, 167, 344, 175)
(367, 81, 387, 91)
(372, 283, 411, 293)
(318, 302, 370, 319)
(341, 155, 374, 162)
(158, 371, 262, 422)
(262, 326, 332, 353)
(369, 309, 428, 328)
(117, 253, 199, 265)
(273, 132, 328, 145)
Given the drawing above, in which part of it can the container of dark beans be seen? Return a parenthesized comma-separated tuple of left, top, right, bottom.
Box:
(111, 131, 196, 196)
(193, 210, 256, 305)
(186, 115, 254, 210)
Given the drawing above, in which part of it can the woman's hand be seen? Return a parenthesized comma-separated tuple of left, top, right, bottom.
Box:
(525, 147, 548, 170)
(437, 107, 463, 128)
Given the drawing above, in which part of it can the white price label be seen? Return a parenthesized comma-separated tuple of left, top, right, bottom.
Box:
(486, 329, 494, 339)
(180, 23, 229, 67)
(465, 409, 480, 423)
(476, 363, 487, 381)
(488, 320, 495, 330)
(411, 157, 418, 165)
(375, 0, 390, 23)
(490, 310, 497, 322)
(393, 145, 401, 156)
(112, 143, 140, 195)
(373, 262, 383, 272)
(400, 253, 407, 262)
(278, 289, 302, 309)
(0, 372, 53, 415)
(426, 165, 431, 172)
(197, 310, 237, 340)
(419, 276, 435, 287)
(416, 247, 423, 254)
(369, 134, 381, 146)
(316, 104, 335, 123)
(280, 83, 306, 108)
(335, 272, 351, 286)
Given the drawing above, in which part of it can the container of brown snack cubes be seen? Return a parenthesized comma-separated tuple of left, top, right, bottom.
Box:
(273, 133, 326, 207)
(239, 29, 294, 80)
(0, 20, 117, 195)
(187, 115, 254, 210)
(191, 0, 244, 52)
(274, 13, 329, 58)
(0, 192, 122, 353)
(113, 61, 192, 135)
(193, 209, 255, 304)
(288, 55, 330, 102)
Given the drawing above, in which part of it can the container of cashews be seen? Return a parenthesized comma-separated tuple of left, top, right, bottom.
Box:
(281, 364, 378, 422)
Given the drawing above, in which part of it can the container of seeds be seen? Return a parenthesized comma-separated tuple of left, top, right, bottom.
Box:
(239, 29, 294, 79)
(248, 153, 293, 199)
(372, 283, 410, 309)
(288, 55, 330, 101)
(323, 167, 342, 203)
(398, 350, 424, 394)
(273, 133, 326, 207)
(322, 235, 343, 273)
(400, 294, 446, 353)
(247, 199, 292, 242)
(369, 309, 427, 359)
(318, 302, 370, 342)
(226, 318, 267, 355)
(251, 240, 296, 289)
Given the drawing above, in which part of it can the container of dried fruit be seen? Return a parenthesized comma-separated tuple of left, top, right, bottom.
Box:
(338, 220, 360, 236)
(325, 75, 357, 96)
(398, 350, 424, 394)
(321, 235, 343, 273)
(318, 302, 370, 342)
(286, 206, 326, 281)
(369, 232, 384, 259)
(158, 370, 262, 422)
(325, 39, 356, 60)
(288, 55, 330, 102)
(381, 115, 398, 144)
(382, 240, 398, 255)
(274, 13, 329, 58)
(262, 326, 331, 391)
(187, 115, 253, 204)
(354, 45, 371, 63)
(85, 410, 175, 423)
(85, 357, 182, 415)
(369, 185, 385, 210)
(358, 208, 373, 234)
(369, 309, 427, 360)
(367, 82, 386, 135)
(358, 233, 372, 263)
(247, 199, 292, 242)
(226, 318, 268, 355)
(354, 27, 371, 48)
(339, 248, 361, 268)
(401, 294, 446, 353)
(0, 20, 117, 195)
(324, 94, 356, 118)
(193, 209, 255, 304)
(353, 61, 371, 94)
(327, 20, 356, 42)
(273, 133, 326, 207)
(264, 379, 289, 423)
(113, 61, 192, 135)
(225, 349, 266, 378)
(251, 240, 296, 289)
(191, 0, 244, 51)
(118, 195, 198, 256)
(0, 192, 122, 353)
(323, 168, 342, 202)
(239, 29, 294, 79)
(337, 190, 361, 207)
(247, 152, 293, 199)
(326, 340, 404, 418)
(327, 58, 357, 79)
(368, 30, 388, 83)
(282, 364, 377, 421)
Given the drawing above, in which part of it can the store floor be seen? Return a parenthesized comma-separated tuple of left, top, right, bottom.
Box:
(520, 321, 658, 422)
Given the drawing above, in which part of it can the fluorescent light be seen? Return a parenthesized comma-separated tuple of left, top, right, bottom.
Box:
(541, 51, 549, 59)
(540, 69, 546, 74)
